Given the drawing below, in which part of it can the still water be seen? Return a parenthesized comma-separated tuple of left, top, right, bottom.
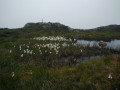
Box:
(77, 39, 120, 50)
(61, 40, 120, 62)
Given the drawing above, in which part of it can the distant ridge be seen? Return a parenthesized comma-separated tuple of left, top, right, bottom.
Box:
(91, 25, 120, 32)
(74, 24, 120, 32)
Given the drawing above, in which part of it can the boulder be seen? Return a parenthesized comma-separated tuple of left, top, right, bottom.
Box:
(98, 40, 107, 48)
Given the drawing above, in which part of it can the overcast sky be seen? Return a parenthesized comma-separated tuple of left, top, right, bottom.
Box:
(0, 0, 120, 29)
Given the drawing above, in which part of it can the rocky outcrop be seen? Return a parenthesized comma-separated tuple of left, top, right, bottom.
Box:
(24, 23, 36, 28)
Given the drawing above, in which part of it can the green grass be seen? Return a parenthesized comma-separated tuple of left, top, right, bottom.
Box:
(0, 51, 120, 90)
(0, 32, 120, 90)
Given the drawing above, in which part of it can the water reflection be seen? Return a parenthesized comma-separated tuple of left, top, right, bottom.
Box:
(77, 40, 120, 50)
(107, 40, 120, 50)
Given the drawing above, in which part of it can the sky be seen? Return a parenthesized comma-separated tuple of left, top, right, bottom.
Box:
(0, 0, 120, 29)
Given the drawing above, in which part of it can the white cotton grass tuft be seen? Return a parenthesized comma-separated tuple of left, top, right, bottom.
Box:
(13, 36, 78, 58)
(33, 36, 68, 41)
(19, 45, 22, 50)
(11, 72, 15, 78)
(10, 50, 12, 53)
(81, 49, 83, 53)
(21, 54, 23, 57)
(24, 50, 26, 53)
(108, 73, 112, 79)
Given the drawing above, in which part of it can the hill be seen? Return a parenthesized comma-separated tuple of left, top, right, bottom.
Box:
(74, 25, 120, 32)
(23, 22, 72, 33)
(90, 25, 120, 32)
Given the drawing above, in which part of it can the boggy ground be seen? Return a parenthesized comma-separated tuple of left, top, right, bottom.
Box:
(0, 36, 120, 90)
(0, 53, 120, 90)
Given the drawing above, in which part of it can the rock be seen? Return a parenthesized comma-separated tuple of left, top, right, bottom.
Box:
(24, 23, 36, 27)
(98, 40, 107, 48)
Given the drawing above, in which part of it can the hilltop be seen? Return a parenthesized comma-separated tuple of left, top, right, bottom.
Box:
(23, 22, 72, 32)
